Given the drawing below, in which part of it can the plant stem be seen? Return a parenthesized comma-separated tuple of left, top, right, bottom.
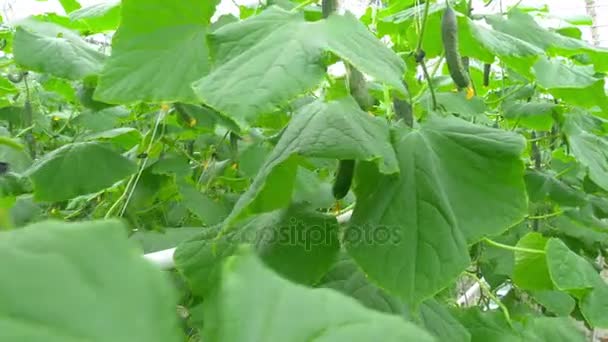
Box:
(530, 131, 542, 169)
(482, 237, 546, 254)
(23, 74, 36, 159)
(531, 131, 542, 230)
(291, 0, 317, 13)
(420, 61, 437, 110)
(416, 0, 432, 53)
(486, 84, 526, 104)
(555, 165, 574, 179)
(412, 54, 444, 103)
(527, 134, 557, 143)
(119, 109, 166, 217)
(528, 210, 563, 220)
(509, 0, 524, 11)
(465, 272, 512, 324)
(383, 86, 393, 119)
(415, 0, 437, 110)
(105, 107, 167, 219)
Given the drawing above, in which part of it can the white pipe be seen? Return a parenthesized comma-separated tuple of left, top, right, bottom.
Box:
(142, 209, 496, 314)
(143, 209, 355, 269)
(457, 282, 481, 306)
(336, 209, 353, 224)
(142, 247, 176, 270)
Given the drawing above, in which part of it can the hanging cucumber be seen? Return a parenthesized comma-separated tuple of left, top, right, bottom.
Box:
(483, 63, 491, 87)
(346, 64, 375, 111)
(332, 159, 355, 200)
(393, 98, 413, 127)
(7, 72, 25, 83)
(322, 0, 338, 18)
(441, 3, 470, 89)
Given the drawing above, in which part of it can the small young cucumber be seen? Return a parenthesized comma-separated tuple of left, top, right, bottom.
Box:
(393, 97, 413, 127)
(441, 4, 470, 89)
(332, 159, 355, 200)
(347, 64, 375, 111)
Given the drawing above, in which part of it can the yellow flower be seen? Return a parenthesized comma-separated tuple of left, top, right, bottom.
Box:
(465, 86, 475, 100)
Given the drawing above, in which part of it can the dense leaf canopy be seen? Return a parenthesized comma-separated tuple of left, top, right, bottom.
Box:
(0, 0, 607, 340)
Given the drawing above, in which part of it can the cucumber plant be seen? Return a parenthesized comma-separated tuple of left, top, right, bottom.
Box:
(1, 0, 608, 341)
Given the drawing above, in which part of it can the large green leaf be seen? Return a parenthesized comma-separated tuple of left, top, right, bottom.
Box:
(459, 16, 542, 76)
(24, 142, 137, 202)
(420, 92, 486, 118)
(83, 127, 142, 150)
(545, 238, 608, 328)
(419, 299, 471, 342)
(254, 205, 340, 285)
(0, 77, 17, 96)
(179, 184, 230, 226)
(200, 246, 435, 342)
(58, 0, 81, 13)
(454, 308, 520, 341)
(522, 317, 587, 342)
(224, 97, 398, 226)
(545, 238, 597, 293)
(552, 214, 608, 247)
(175, 205, 340, 296)
(564, 112, 608, 191)
(345, 115, 527, 305)
(520, 317, 587, 342)
(580, 281, 608, 328)
(28, 12, 90, 32)
(13, 22, 105, 80)
(173, 225, 227, 297)
(292, 167, 335, 208)
(530, 290, 575, 316)
(512, 232, 552, 291)
(0, 144, 32, 174)
(0, 219, 181, 341)
(69, 0, 121, 32)
(524, 170, 585, 207)
(319, 253, 410, 316)
(0, 106, 24, 127)
(486, 9, 608, 72)
(455, 309, 586, 342)
(193, 6, 405, 122)
(502, 101, 557, 131)
(532, 57, 608, 111)
(95, 0, 219, 104)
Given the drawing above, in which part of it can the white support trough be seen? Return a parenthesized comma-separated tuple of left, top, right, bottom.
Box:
(142, 209, 354, 270)
(141, 208, 483, 304)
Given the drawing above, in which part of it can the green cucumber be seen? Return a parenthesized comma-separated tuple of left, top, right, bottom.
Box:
(441, 4, 470, 89)
(483, 63, 491, 87)
(322, 0, 338, 18)
(393, 97, 413, 127)
(332, 159, 355, 200)
(7, 72, 24, 83)
(346, 64, 375, 111)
